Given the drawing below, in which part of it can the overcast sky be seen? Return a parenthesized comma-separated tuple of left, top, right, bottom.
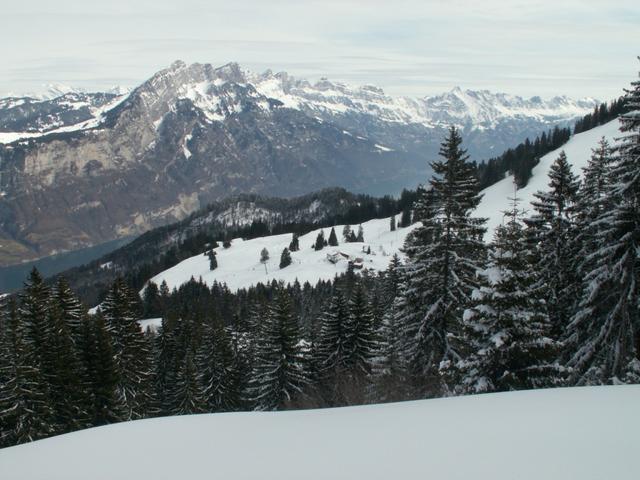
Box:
(1, 0, 638, 100)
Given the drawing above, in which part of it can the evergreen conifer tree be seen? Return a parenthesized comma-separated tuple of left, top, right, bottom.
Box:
(394, 126, 486, 395)
(249, 290, 306, 410)
(314, 231, 326, 251)
(346, 285, 376, 374)
(207, 250, 218, 270)
(0, 298, 55, 446)
(342, 225, 352, 242)
(172, 349, 205, 415)
(279, 247, 292, 269)
(82, 315, 122, 425)
(526, 151, 580, 339)
(400, 207, 412, 227)
(328, 227, 339, 246)
(102, 278, 153, 420)
(289, 233, 300, 252)
(566, 67, 640, 384)
(197, 319, 241, 412)
(314, 292, 350, 374)
(455, 199, 564, 393)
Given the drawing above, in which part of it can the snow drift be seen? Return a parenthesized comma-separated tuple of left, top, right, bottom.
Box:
(0, 386, 637, 480)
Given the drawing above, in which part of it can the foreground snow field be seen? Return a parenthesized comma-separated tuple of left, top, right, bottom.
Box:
(0, 386, 637, 480)
(477, 118, 621, 240)
(147, 217, 417, 292)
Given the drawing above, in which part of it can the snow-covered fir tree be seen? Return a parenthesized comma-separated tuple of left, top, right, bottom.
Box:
(249, 289, 307, 410)
(371, 255, 407, 402)
(279, 247, 292, 269)
(102, 278, 153, 420)
(394, 126, 486, 395)
(313, 290, 351, 403)
(328, 227, 339, 246)
(566, 67, 640, 384)
(571, 138, 615, 280)
(196, 319, 241, 412)
(0, 299, 55, 446)
(289, 233, 300, 252)
(314, 231, 326, 251)
(51, 277, 84, 341)
(81, 315, 122, 425)
(454, 198, 564, 394)
(525, 151, 580, 339)
(172, 349, 205, 415)
(346, 284, 376, 374)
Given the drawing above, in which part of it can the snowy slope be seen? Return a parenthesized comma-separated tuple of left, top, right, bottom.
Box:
(477, 119, 621, 240)
(1, 386, 638, 480)
(147, 216, 415, 292)
(0, 92, 130, 144)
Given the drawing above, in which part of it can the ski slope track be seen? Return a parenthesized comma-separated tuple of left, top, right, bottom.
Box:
(146, 217, 417, 293)
(0, 386, 637, 480)
(477, 119, 622, 240)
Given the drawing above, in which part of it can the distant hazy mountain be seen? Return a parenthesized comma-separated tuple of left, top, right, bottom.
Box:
(0, 60, 597, 265)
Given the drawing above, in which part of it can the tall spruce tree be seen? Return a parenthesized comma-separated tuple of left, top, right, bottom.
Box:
(249, 290, 306, 410)
(526, 151, 580, 339)
(102, 278, 153, 420)
(394, 126, 486, 395)
(371, 255, 407, 402)
(328, 227, 339, 246)
(197, 319, 241, 412)
(172, 349, 205, 415)
(0, 298, 55, 446)
(314, 291, 351, 404)
(572, 138, 615, 280)
(19, 269, 54, 384)
(566, 66, 640, 384)
(346, 285, 376, 374)
(82, 315, 122, 425)
(455, 199, 564, 393)
(47, 301, 87, 433)
(279, 247, 292, 269)
(51, 277, 84, 340)
(289, 233, 300, 252)
(314, 231, 326, 251)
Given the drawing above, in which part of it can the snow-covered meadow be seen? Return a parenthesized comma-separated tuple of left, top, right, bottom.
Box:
(146, 217, 417, 293)
(0, 386, 637, 480)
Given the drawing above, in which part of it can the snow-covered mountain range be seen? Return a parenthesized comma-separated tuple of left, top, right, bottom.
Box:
(0, 61, 596, 146)
(0, 60, 598, 266)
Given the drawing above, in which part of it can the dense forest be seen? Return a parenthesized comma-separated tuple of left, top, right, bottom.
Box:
(1, 72, 638, 449)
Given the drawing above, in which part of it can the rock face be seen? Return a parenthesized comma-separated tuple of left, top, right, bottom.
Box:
(0, 61, 597, 265)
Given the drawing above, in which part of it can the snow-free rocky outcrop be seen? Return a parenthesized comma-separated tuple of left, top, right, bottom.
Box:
(0, 60, 597, 265)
